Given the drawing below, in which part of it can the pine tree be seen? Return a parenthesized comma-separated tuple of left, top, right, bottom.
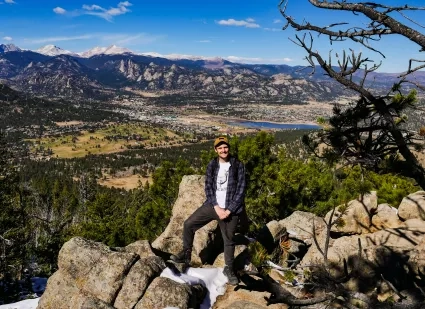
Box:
(0, 131, 30, 302)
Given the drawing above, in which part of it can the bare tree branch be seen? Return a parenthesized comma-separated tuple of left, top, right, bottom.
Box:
(279, 0, 425, 56)
(399, 59, 425, 78)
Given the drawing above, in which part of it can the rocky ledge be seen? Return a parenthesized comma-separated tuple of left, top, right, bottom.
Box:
(37, 177, 425, 309)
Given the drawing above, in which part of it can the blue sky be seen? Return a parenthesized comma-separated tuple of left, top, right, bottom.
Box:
(0, 0, 424, 72)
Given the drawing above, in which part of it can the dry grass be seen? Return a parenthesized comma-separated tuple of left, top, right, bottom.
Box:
(55, 121, 83, 127)
(74, 170, 152, 191)
(31, 123, 184, 158)
(98, 174, 151, 190)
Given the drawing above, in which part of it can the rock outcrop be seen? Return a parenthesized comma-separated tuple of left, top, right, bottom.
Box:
(136, 277, 206, 309)
(152, 175, 219, 265)
(38, 176, 425, 308)
(398, 191, 425, 220)
(325, 191, 378, 235)
(114, 256, 166, 309)
(299, 192, 425, 299)
(37, 237, 174, 309)
(370, 203, 402, 231)
(38, 175, 217, 309)
(276, 211, 326, 254)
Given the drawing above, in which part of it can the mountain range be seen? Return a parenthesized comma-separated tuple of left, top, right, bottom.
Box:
(2, 43, 232, 61)
(0, 43, 423, 100)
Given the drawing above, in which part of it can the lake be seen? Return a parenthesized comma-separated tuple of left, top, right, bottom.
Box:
(227, 121, 320, 130)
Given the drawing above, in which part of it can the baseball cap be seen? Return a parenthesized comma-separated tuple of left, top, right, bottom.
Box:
(214, 136, 229, 148)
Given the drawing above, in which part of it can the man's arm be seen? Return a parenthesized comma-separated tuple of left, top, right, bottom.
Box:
(204, 160, 218, 207)
(226, 162, 246, 214)
(215, 205, 228, 220)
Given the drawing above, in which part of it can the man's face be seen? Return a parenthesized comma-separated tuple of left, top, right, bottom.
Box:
(214, 144, 229, 161)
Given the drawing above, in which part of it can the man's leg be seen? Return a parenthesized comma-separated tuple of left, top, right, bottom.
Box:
(183, 205, 216, 250)
(237, 208, 249, 235)
(171, 206, 216, 264)
(218, 214, 239, 284)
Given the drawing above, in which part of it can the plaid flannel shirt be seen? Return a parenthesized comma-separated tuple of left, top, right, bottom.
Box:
(203, 156, 246, 214)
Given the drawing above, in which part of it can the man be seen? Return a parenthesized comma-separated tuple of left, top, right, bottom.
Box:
(170, 136, 247, 285)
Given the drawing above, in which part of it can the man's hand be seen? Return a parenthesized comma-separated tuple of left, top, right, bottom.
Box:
(214, 206, 231, 220)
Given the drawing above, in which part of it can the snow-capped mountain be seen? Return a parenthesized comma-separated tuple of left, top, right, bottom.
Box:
(29, 44, 222, 63)
(0, 43, 21, 53)
(36, 45, 78, 57)
(78, 45, 133, 58)
(78, 46, 108, 58)
(77, 45, 222, 62)
(103, 45, 133, 55)
(28, 43, 227, 64)
(140, 51, 223, 62)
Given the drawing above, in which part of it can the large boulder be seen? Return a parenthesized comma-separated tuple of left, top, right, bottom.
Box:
(134, 277, 206, 309)
(37, 270, 79, 309)
(277, 211, 326, 254)
(57, 236, 112, 280)
(41, 237, 207, 309)
(114, 256, 166, 309)
(77, 251, 138, 304)
(213, 285, 289, 309)
(123, 240, 156, 259)
(266, 220, 286, 240)
(254, 221, 287, 255)
(45, 237, 138, 307)
(152, 175, 218, 265)
(40, 237, 144, 308)
(325, 192, 378, 235)
(69, 292, 115, 309)
(398, 191, 425, 221)
(371, 203, 403, 231)
(408, 236, 425, 276)
(300, 218, 425, 281)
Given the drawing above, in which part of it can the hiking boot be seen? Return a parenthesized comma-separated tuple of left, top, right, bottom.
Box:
(223, 266, 239, 285)
(170, 248, 191, 265)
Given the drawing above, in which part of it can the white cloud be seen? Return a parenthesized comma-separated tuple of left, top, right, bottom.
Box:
(273, 19, 282, 24)
(225, 55, 293, 64)
(216, 18, 260, 28)
(53, 7, 66, 14)
(81, 1, 132, 21)
(5, 0, 15, 4)
(197, 40, 211, 43)
(245, 18, 255, 23)
(82, 4, 103, 11)
(25, 34, 94, 44)
(54, 2, 132, 21)
(3, 36, 13, 41)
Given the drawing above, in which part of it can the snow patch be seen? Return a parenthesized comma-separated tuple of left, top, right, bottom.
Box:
(36, 45, 77, 57)
(160, 267, 228, 309)
(0, 298, 39, 309)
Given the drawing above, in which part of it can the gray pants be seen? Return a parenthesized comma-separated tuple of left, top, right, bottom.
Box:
(183, 205, 239, 268)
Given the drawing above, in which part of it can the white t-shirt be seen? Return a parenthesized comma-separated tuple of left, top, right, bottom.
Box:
(216, 162, 231, 209)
